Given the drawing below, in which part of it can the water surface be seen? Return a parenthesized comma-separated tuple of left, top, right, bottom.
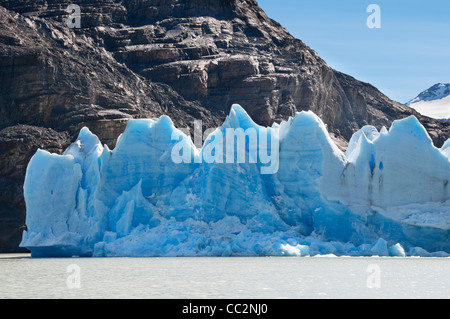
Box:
(0, 254, 448, 299)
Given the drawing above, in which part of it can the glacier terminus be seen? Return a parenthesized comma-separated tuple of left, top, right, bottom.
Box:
(20, 105, 450, 257)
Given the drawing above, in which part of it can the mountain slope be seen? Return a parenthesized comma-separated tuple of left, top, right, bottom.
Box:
(0, 0, 449, 252)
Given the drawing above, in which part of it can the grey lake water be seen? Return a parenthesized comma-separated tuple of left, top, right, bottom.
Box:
(0, 254, 448, 299)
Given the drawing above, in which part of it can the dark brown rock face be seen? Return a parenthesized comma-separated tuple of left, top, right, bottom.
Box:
(0, 125, 69, 252)
(0, 0, 449, 251)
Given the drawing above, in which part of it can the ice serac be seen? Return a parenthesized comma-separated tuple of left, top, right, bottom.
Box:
(96, 116, 197, 208)
(20, 105, 450, 257)
(21, 128, 102, 256)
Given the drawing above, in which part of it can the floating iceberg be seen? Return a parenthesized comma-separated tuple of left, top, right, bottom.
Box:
(20, 105, 450, 257)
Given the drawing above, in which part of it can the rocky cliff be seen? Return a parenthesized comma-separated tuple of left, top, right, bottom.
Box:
(1, 0, 449, 252)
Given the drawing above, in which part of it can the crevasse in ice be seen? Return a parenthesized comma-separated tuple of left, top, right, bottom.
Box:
(20, 105, 450, 257)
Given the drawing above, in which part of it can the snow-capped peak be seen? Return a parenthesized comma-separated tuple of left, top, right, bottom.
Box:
(406, 83, 450, 120)
(407, 83, 450, 104)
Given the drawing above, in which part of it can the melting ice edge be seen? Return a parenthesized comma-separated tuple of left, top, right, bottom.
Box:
(21, 105, 450, 257)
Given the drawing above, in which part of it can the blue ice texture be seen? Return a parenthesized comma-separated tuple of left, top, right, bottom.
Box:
(20, 105, 450, 257)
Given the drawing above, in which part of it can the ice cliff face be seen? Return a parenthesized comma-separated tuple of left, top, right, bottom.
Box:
(21, 105, 450, 257)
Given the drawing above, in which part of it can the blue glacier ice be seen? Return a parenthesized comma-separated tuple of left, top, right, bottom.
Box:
(20, 104, 450, 257)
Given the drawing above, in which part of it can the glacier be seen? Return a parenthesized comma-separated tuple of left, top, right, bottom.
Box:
(20, 104, 450, 257)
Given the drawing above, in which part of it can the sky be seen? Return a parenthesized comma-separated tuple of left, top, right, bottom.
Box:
(257, 0, 450, 104)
